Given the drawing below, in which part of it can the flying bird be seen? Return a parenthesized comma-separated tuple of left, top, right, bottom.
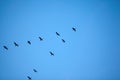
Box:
(33, 69, 37, 72)
(56, 32, 60, 36)
(14, 42, 19, 47)
(27, 76, 32, 80)
(49, 51, 54, 56)
(39, 37, 43, 41)
(72, 27, 76, 32)
(3, 46, 8, 50)
(27, 41, 31, 45)
(61, 39, 65, 43)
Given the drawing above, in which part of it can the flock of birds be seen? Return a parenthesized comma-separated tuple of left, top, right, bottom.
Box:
(2, 27, 76, 80)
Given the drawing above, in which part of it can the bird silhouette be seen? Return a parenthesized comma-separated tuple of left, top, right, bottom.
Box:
(33, 69, 37, 72)
(56, 32, 60, 36)
(3, 46, 8, 50)
(49, 51, 54, 56)
(72, 27, 76, 32)
(39, 37, 43, 41)
(27, 41, 31, 45)
(61, 39, 65, 43)
(14, 42, 19, 47)
(27, 76, 32, 80)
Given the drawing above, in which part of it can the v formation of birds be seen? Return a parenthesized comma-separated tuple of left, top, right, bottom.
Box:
(2, 27, 76, 80)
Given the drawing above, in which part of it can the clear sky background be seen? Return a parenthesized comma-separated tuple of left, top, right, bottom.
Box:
(0, 0, 120, 80)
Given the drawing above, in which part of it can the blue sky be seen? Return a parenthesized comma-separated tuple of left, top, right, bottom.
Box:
(0, 0, 120, 80)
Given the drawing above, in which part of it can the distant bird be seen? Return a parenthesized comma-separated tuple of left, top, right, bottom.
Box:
(27, 76, 32, 80)
(27, 41, 31, 45)
(14, 42, 19, 47)
(33, 69, 37, 72)
(72, 27, 76, 32)
(56, 32, 60, 36)
(39, 37, 43, 41)
(3, 46, 8, 50)
(61, 39, 65, 43)
(49, 51, 54, 56)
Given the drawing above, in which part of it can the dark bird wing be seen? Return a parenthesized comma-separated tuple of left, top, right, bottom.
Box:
(61, 39, 65, 43)
(39, 37, 43, 41)
(33, 69, 37, 72)
(72, 27, 76, 32)
(27, 41, 31, 45)
(14, 42, 19, 47)
(3, 46, 8, 50)
(49, 51, 54, 56)
(56, 32, 60, 36)
(27, 76, 32, 80)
